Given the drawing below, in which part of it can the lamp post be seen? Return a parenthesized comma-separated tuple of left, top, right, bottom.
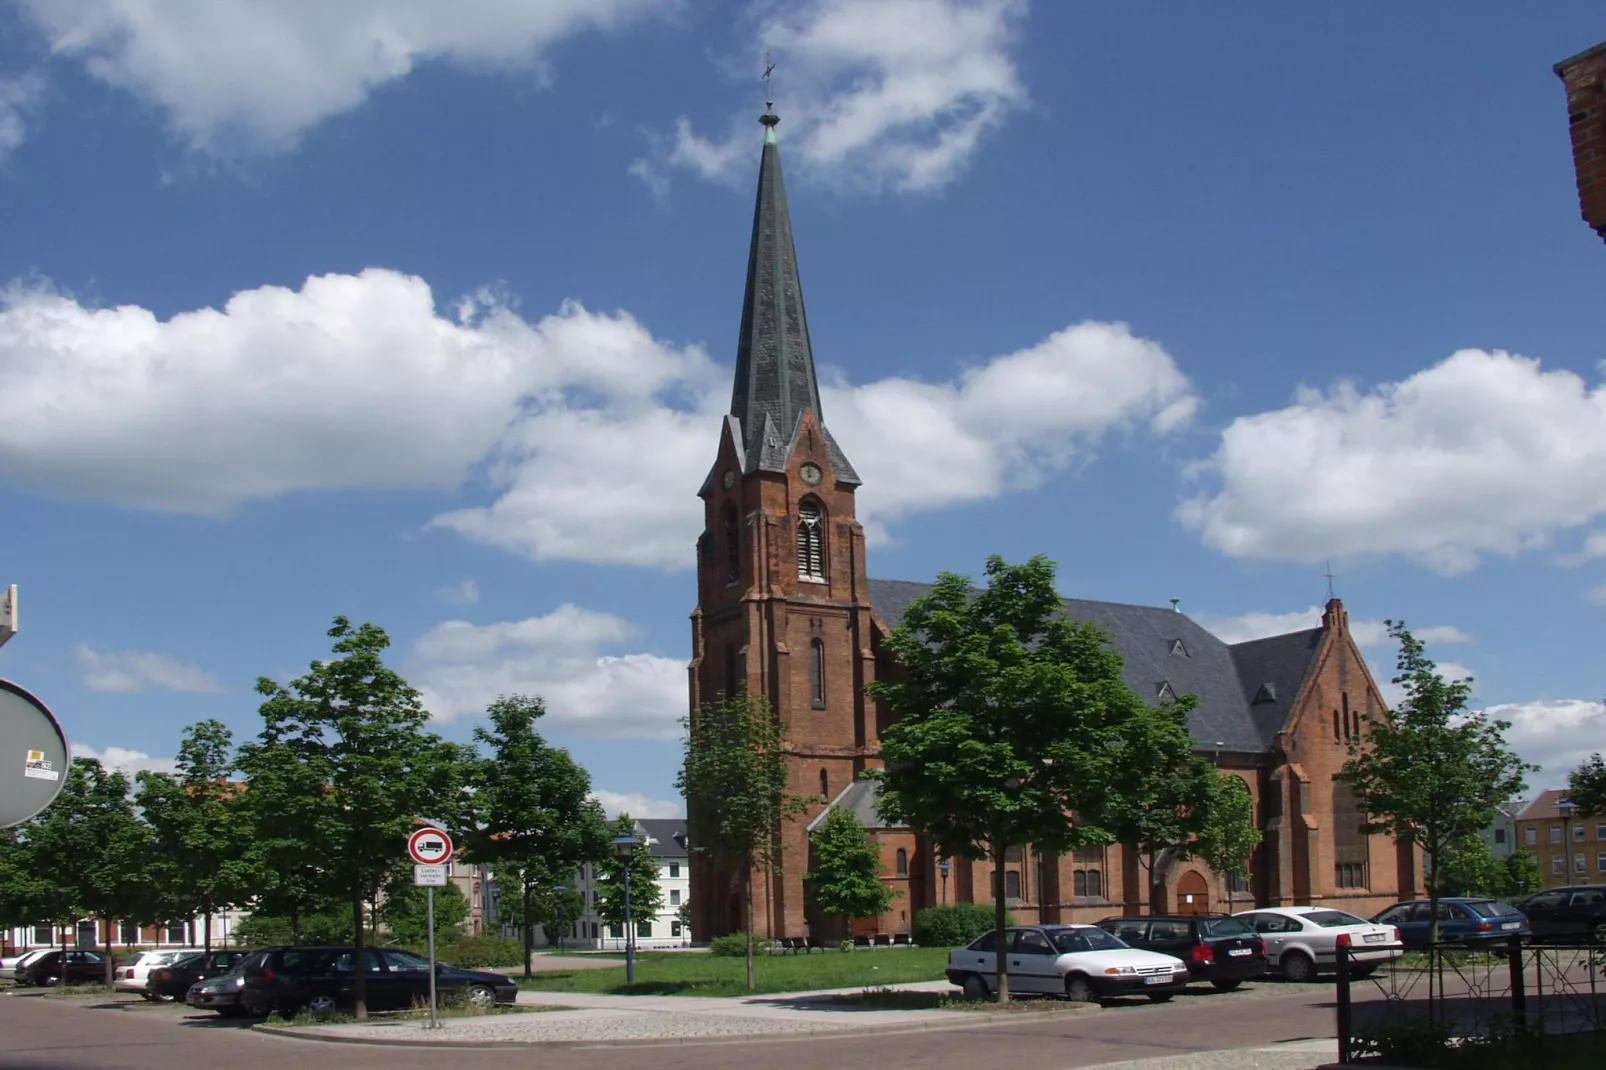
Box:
(1559, 800, 1578, 885)
(613, 834, 639, 984)
(937, 860, 950, 905)
(554, 884, 567, 954)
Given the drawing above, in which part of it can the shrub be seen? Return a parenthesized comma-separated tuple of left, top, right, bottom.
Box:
(913, 904, 1012, 948)
(709, 933, 758, 957)
(396, 934, 524, 970)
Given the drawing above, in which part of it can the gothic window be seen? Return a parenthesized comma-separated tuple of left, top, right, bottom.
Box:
(1086, 870, 1102, 898)
(1004, 870, 1022, 900)
(896, 849, 908, 877)
(722, 504, 740, 584)
(1073, 871, 1086, 896)
(1333, 710, 1341, 744)
(797, 499, 825, 580)
(810, 639, 826, 707)
(1332, 778, 1369, 890)
(819, 768, 829, 801)
(1342, 692, 1353, 741)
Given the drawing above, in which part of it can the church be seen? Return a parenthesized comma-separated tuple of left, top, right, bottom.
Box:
(687, 104, 1420, 943)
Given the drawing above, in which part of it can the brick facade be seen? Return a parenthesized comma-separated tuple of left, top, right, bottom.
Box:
(1556, 42, 1606, 244)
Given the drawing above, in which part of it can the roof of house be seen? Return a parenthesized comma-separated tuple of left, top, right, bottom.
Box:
(634, 818, 688, 859)
(1516, 789, 1584, 822)
(806, 777, 908, 833)
(866, 577, 1327, 754)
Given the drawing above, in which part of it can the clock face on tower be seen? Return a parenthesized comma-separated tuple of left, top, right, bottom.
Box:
(722, 469, 735, 490)
(799, 463, 822, 486)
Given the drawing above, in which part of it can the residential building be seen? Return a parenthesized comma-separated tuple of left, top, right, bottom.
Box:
(566, 818, 690, 949)
(1516, 790, 1606, 889)
(2, 910, 249, 956)
(687, 103, 1421, 944)
(1487, 799, 1526, 861)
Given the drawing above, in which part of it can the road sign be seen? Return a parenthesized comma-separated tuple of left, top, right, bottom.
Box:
(0, 679, 68, 829)
(407, 826, 453, 865)
(413, 864, 448, 887)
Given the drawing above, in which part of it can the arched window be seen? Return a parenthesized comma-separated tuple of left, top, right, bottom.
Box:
(1004, 871, 1022, 900)
(1086, 870, 1102, 898)
(1073, 871, 1087, 897)
(1342, 692, 1353, 740)
(796, 499, 825, 580)
(1333, 710, 1341, 744)
(819, 768, 829, 801)
(722, 504, 740, 584)
(895, 849, 908, 877)
(810, 638, 826, 707)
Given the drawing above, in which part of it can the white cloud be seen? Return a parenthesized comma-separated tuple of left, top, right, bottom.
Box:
(410, 605, 688, 739)
(69, 743, 179, 776)
(0, 270, 1193, 569)
(1179, 349, 1606, 575)
(74, 644, 221, 694)
(15, 0, 667, 155)
(1194, 605, 1471, 650)
(0, 73, 45, 162)
(436, 579, 481, 606)
(642, 0, 1029, 194)
(591, 789, 683, 819)
(1492, 699, 1606, 791)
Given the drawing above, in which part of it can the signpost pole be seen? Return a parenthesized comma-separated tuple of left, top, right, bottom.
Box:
(426, 886, 438, 1030)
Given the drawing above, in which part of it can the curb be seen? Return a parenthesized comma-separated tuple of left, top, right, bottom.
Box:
(249, 1002, 1101, 1049)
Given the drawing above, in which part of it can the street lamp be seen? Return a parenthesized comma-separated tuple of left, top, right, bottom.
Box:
(553, 884, 567, 954)
(1559, 800, 1578, 885)
(613, 834, 639, 984)
(937, 860, 950, 905)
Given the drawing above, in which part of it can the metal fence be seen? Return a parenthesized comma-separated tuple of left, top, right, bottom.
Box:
(1334, 937, 1605, 1064)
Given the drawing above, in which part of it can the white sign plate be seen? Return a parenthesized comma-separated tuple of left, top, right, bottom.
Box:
(414, 864, 448, 887)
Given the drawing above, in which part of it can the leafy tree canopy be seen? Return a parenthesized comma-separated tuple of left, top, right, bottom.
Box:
(597, 814, 665, 928)
(805, 803, 896, 925)
(1568, 753, 1606, 818)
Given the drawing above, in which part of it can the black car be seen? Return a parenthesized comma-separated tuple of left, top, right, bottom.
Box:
(186, 951, 259, 1017)
(1517, 885, 1606, 943)
(239, 946, 519, 1017)
(1096, 915, 1269, 991)
(17, 950, 108, 987)
(149, 949, 249, 1001)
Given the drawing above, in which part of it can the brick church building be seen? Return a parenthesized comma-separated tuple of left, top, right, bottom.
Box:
(687, 106, 1419, 943)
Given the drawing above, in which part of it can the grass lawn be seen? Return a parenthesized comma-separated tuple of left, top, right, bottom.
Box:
(517, 947, 953, 997)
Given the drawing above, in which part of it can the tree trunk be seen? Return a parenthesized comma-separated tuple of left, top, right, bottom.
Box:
(993, 838, 1009, 1004)
(352, 894, 368, 1020)
(1427, 838, 1441, 948)
(291, 903, 302, 945)
(103, 918, 114, 991)
(522, 883, 534, 981)
(204, 898, 213, 956)
(744, 867, 756, 992)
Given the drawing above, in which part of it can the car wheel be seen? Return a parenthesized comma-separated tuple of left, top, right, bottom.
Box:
(139, 992, 155, 1002)
(1591, 922, 1606, 946)
(961, 974, 990, 1001)
(1210, 979, 1243, 992)
(1281, 951, 1317, 983)
(1064, 976, 1097, 1003)
(305, 994, 338, 1017)
(1147, 993, 1173, 1003)
(465, 984, 496, 1009)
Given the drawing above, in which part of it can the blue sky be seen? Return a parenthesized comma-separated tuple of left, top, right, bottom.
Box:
(1, 1, 1603, 818)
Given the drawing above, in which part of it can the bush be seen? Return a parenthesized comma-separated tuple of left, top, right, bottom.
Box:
(395, 934, 524, 970)
(709, 933, 760, 957)
(913, 905, 1012, 948)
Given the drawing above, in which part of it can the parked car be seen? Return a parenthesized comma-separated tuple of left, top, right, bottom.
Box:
(15, 950, 107, 986)
(4, 949, 52, 981)
(1516, 885, 1606, 943)
(1371, 898, 1529, 948)
(1096, 914, 1269, 991)
(147, 949, 249, 1001)
(114, 948, 206, 999)
(186, 951, 261, 1017)
(1233, 907, 1404, 982)
(945, 924, 1190, 1004)
(239, 946, 519, 1017)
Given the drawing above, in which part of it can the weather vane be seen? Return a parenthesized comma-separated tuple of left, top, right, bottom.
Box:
(763, 51, 775, 111)
(1323, 561, 1338, 600)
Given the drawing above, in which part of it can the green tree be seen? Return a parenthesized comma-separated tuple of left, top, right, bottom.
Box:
(1193, 773, 1263, 914)
(491, 862, 584, 949)
(0, 827, 53, 949)
(136, 720, 257, 953)
(804, 804, 896, 933)
(1568, 753, 1606, 818)
(28, 759, 157, 987)
(234, 733, 342, 942)
(677, 690, 804, 992)
(1340, 622, 1535, 945)
(597, 815, 665, 943)
(866, 555, 1156, 1002)
(461, 695, 610, 977)
(1439, 834, 1505, 897)
(377, 872, 470, 943)
(1500, 848, 1542, 899)
(251, 617, 469, 1018)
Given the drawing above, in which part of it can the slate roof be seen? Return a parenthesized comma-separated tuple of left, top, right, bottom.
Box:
(865, 577, 1325, 754)
(634, 818, 688, 859)
(728, 112, 859, 485)
(806, 777, 908, 832)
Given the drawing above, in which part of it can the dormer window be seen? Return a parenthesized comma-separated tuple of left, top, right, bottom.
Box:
(797, 499, 825, 580)
(1252, 683, 1277, 705)
(1169, 639, 1188, 658)
(1157, 681, 1176, 702)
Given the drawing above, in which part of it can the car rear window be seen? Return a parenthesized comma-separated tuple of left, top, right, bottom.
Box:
(1303, 910, 1368, 928)
(1464, 900, 1521, 918)
(170, 953, 204, 969)
(1051, 928, 1127, 953)
(1199, 917, 1254, 938)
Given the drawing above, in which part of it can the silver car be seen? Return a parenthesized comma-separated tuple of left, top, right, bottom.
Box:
(1234, 906, 1404, 982)
(946, 924, 1190, 1003)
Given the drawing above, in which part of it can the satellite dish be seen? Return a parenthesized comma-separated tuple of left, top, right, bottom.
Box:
(0, 679, 69, 828)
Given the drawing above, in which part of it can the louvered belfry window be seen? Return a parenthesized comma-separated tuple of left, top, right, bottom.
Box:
(797, 500, 825, 580)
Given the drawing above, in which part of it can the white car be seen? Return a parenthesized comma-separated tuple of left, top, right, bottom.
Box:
(114, 949, 205, 999)
(3, 950, 51, 981)
(1234, 907, 1404, 982)
(946, 924, 1190, 1003)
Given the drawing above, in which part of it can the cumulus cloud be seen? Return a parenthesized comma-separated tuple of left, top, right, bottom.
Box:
(410, 605, 688, 738)
(74, 644, 221, 694)
(15, 0, 666, 155)
(640, 0, 1029, 193)
(1178, 349, 1606, 575)
(1193, 606, 1471, 650)
(591, 789, 683, 819)
(0, 73, 45, 162)
(70, 743, 179, 775)
(1494, 699, 1606, 791)
(436, 579, 481, 606)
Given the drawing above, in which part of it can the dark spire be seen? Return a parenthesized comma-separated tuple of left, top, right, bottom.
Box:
(728, 106, 859, 483)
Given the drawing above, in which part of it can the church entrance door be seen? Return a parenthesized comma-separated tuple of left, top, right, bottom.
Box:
(1176, 871, 1210, 915)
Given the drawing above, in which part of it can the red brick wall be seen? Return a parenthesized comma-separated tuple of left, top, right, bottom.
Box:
(1556, 43, 1606, 243)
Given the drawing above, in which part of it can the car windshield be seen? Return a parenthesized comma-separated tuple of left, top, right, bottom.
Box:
(386, 949, 432, 969)
(1303, 910, 1369, 928)
(1464, 900, 1521, 918)
(1199, 917, 1254, 938)
(1051, 928, 1128, 953)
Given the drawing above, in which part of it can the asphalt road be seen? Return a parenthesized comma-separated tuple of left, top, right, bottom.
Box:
(1, 982, 1342, 1070)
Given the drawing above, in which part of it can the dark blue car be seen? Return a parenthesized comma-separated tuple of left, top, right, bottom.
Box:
(1371, 898, 1529, 947)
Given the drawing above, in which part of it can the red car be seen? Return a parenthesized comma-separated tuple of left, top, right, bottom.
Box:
(16, 950, 108, 986)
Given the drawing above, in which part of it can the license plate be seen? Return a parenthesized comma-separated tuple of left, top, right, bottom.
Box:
(1363, 934, 1386, 943)
(1502, 922, 1520, 929)
(1144, 975, 1168, 985)
(1227, 948, 1252, 957)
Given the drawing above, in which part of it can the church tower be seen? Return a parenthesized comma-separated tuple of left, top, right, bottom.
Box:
(688, 105, 881, 940)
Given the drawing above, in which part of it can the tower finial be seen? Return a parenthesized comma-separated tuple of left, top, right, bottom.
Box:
(760, 52, 779, 139)
(1323, 561, 1338, 600)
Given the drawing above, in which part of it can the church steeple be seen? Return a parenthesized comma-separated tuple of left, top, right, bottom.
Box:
(728, 107, 859, 484)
